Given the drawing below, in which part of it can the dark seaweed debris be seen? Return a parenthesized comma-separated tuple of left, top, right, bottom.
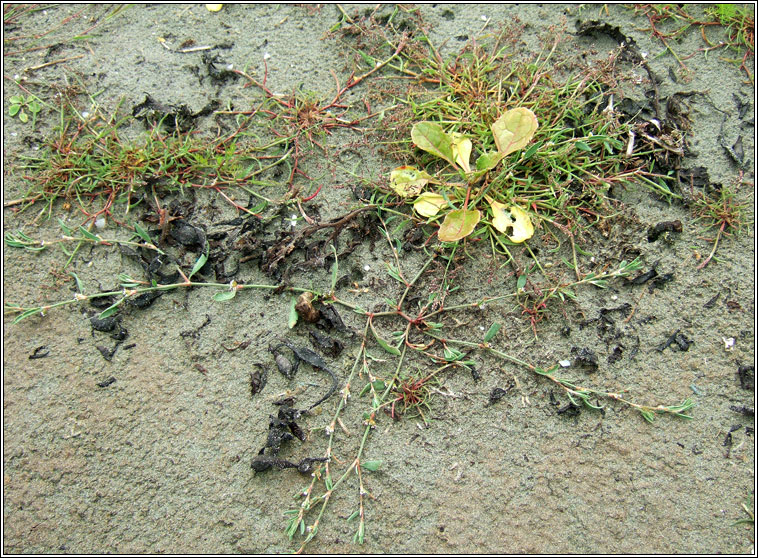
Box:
(251, 401, 328, 475)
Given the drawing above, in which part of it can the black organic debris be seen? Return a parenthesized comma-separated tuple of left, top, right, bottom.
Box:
(657, 330, 692, 352)
(201, 52, 239, 84)
(97, 377, 116, 388)
(96, 344, 118, 361)
(628, 267, 658, 285)
(485, 379, 515, 407)
(309, 329, 344, 357)
(737, 364, 754, 391)
(730, 405, 755, 417)
(28, 346, 50, 359)
(251, 401, 327, 475)
(132, 94, 219, 133)
(571, 346, 599, 371)
(276, 339, 339, 410)
(250, 363, 268, 396)
(648, 220, 683, 242)
(90, 314, 120, 332)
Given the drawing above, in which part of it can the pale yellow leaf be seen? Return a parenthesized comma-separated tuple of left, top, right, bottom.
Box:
(413, 193, 447, 218)
(450, 133, 472, 173)
(491, 107, 538, 157)
(490, 201, 534, 243)
(389, 166, 432, 198)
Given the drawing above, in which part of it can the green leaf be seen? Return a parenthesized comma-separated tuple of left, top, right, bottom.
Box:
(575, 140, 592, 152)
(361, 460, 382, 471)
(78, 226, 100, 241)
(411, 122, 455, 165)
(437, 208, 481, 242)
(491, 107, 538, 157)
(288, 296, 299, 329)
(483, 322, 501, 342)
(9, 95, 24, 104)
(386, 263, 404, 284)
(99, 300, 123, 319)
(369, 320, 401, 355)
(57, 218, 73, 235)
(188, 251, 208, 279)
(474, 150, 505, 173)
(12, 307, 44, 324)
(69, 272, 85, 293)
(133, 222, 152, 244)
(28, 100, 41, 113)
(516, 274, 527, 290)
(347, 510, 360, 522)
(444, 346, 465, 361)
(212, 290, 237, 301)
(9, 104, 20, 116)
(523, 142, 541, 159)
(18, 110, 28, 123)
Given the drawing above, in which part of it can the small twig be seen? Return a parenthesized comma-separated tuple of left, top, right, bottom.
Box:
(24, 55, 85, 73)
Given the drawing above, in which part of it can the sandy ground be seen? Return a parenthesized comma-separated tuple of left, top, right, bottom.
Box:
(3, 4, 755, 553)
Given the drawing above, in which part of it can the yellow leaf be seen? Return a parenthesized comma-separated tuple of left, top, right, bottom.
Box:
(491, 107, 538, 157)
(450, 133, 472, 173)
(206, 4, 223, 12)
(490, 201, 534, 243)
(413, 193, 447, 218)
(389, 166, 432, 197)
(438, 209, 481, 242)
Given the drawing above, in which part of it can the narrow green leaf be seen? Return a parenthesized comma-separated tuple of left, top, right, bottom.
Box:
(288, 296, 299, 329)
(347, 510, 360, 522)
(188, 251, 208, 279)
(483, 322, 501, 342)
(69, 272, 84, 293)
(369, 320, 401, 355)
(57, 218, 73, 235)
(78, 226, 100, 241)
(212, 290, 237, 301)
(99, 300, 123, 319)
(575, 140, 592, 152)
(133, 222, 152, 244)
(12, 307, 44, 324)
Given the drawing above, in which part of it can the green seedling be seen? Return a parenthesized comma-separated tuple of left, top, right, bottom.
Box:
(8, 94, 42, 127)
(392, 107, 539, 244)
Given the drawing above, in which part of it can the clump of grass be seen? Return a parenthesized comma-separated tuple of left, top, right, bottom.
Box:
(7, 89, 286, 224)
(629, 3, 755, 81)
(692, 181, 748, 269)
